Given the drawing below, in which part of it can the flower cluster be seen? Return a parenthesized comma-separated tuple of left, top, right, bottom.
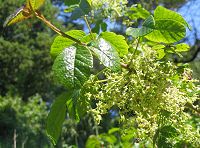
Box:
(83, 48, 200, 146)
(91, 0, 128, 20)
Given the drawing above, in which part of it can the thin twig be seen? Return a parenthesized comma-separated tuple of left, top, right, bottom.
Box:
(35, 11, 86, 46)
(84, 15, 95, 40)
(27, 1, 85, 45)
(128, 37, 140, 67)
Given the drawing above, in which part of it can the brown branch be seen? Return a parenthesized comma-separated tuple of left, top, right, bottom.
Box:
(34, 11, 86, 46)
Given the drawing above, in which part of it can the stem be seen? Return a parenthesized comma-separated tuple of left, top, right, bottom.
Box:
(120, 62, 128, 69)
(186, 102, 200, 115)
(128, 37, 140, 67)
(94, 121, 99, 136)
(133, 37, 140, 55)
(84, 15, 94, 40)
(75, 135, 78, 147)
(96, 79, 109, 83)
(34, 11, 86, 46)
(13, 129, 17, 148)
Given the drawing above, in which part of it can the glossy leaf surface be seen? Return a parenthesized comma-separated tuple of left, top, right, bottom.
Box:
(100, 32, 129, 57)
(51, 30, 86, 58)
(90, 38, 121, 72)
(52, 45, 93, 89)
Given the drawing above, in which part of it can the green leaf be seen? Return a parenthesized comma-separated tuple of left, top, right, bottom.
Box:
(126, 15, 155, 38)
(51, 30, 86, 58)
(121, 129, 135, 142)
(66, 89, 90, 121)
(77, 91, 91, 117)
(66, 90, 80, 122)
(52, 44, 93, 89)
(156, 49, 166, 60)
(152, 44, 165, 50)
(80, 33, 97, 43)
(154, 6, 191, 30)
(26, 0, 45, 10)
(160, 109, 172, 118)
(92, 20, 107, 34)
(46, 92, 72, 145)
(71, 0, 91, 19)
(100, 32, 129, 56)
(175, 43, 190, 52)
(64, 5, 79, 13)
(145, 21, 185, 44)
(85, 135, 101, 148)
(108, 128, 120, 134)
(157, 136, 172, 148)
(145, 6, 187, 43)
(90, 38, 121, 72)
(160, 125, 179, 138)
(101, 22, 107, 32)
(64, 0, 80, 6)
(3, 6, 32, 27)
(79, 0, 91, 14)
(128, 4, 150, 20)
(100, 134, 117, 144)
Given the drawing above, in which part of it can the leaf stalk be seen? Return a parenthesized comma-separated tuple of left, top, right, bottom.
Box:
(34, 11, 86, 46)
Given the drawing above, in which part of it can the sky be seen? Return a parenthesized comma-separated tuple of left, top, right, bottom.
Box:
(179, 0, 200, 45)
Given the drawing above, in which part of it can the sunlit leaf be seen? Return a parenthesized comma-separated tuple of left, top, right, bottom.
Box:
(52, 44, 93, 89)
(154, 6, 191, 30)
(108, 128, 120, 134)
(99, 134, 117, 144)
(145, 21, 185, 44)
(126, 15, 155, 38)
(51, 30, 86, 58)
(90, 38, 121, 72)
(26, 0, 46, 10)
(175, 43, 190, 52)
(100, 32, 129, 57)
(128, 4, 150, 20)
(85, 135, 101, 148)
(156, 49, 166, 60)
(145, 6, 187, 43)
(80, 33, 97, 43)
(3, 6, 32, 27)
(152, 44, 165, 50)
